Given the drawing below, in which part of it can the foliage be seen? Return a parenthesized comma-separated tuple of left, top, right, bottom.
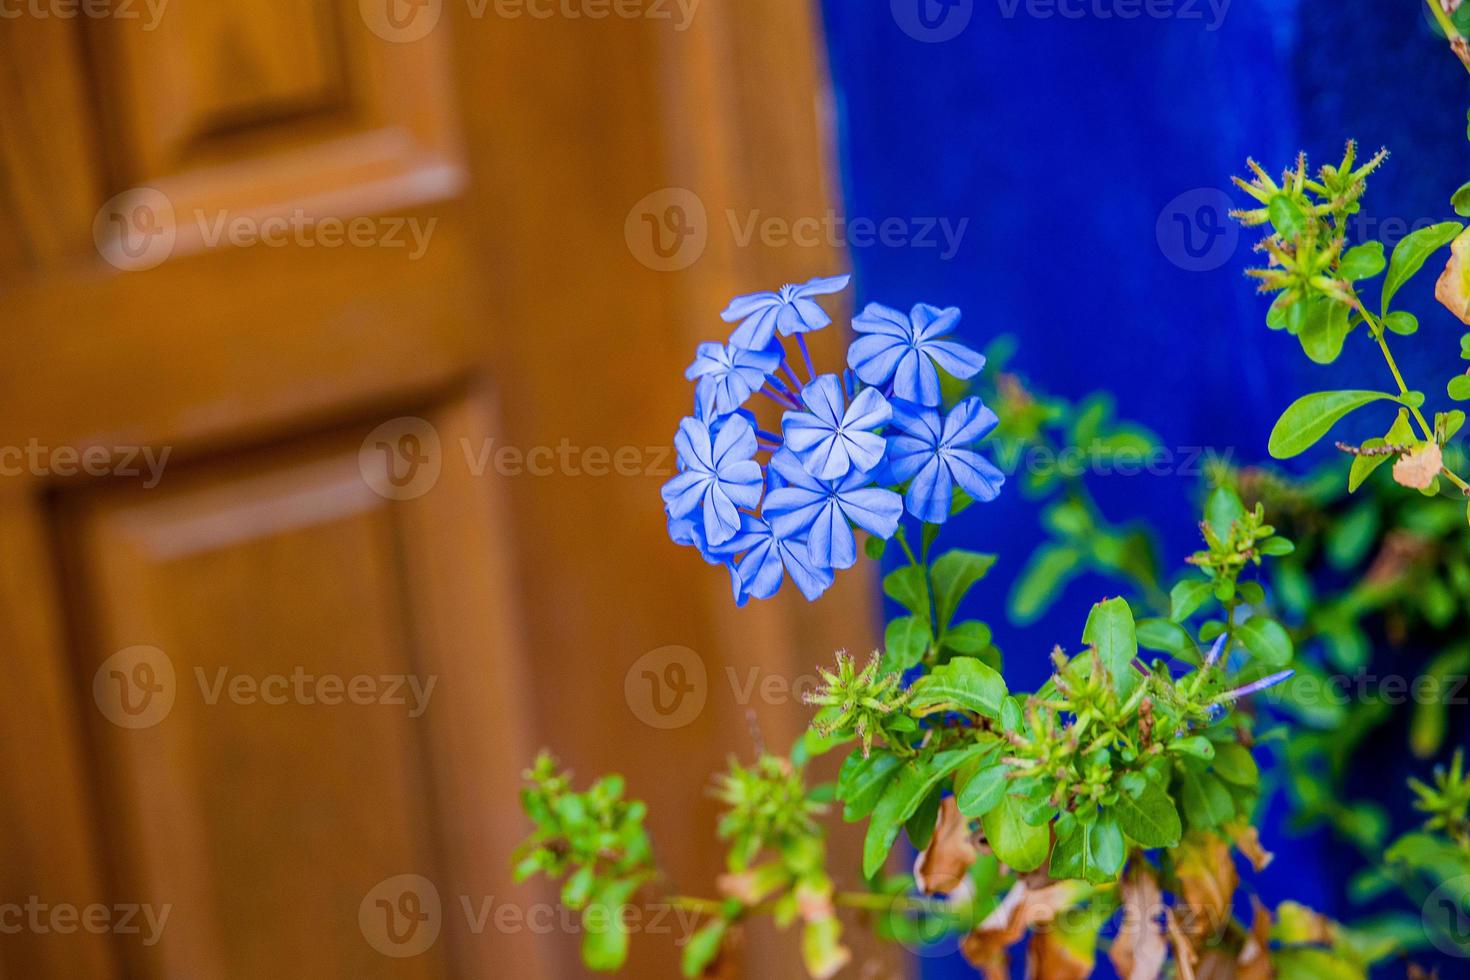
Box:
(511, 10, 1470, 976)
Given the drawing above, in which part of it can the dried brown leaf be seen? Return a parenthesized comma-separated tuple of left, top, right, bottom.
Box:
(914, 797, 978, 895)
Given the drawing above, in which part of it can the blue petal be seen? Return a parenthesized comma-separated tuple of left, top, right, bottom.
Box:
(793, 274, 850, 298)
(847, 332, 908, 386)
(835, 485, 903, 539)
(942, 398, 1001, 446)
(945, 449, 1006, 503)
(923, 340, 985, 381)
(905, 457, 953, 524)
(661, 469, 709, 518)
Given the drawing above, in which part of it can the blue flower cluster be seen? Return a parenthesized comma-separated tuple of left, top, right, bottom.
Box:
(662, 275, 1005, 604)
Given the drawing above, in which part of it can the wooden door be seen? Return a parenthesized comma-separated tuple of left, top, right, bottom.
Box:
(0, 2, 886, 978)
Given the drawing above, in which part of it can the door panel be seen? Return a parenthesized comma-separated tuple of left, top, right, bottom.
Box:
(0, 2, 885, 978)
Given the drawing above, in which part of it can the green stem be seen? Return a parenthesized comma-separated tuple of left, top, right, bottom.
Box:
(666, 890, 955, 917)
(1426, 0, 1470, 74)
(1353, 298, 1470, 496)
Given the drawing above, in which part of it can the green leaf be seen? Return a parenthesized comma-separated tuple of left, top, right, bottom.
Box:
(982, 792, 1050, 872)
(1455, 181, 1470, 218)
(682, 919, 729, 978)
(1168, 736, 1217, 761)
(942, 620, 993, 655)
(1008, 543, 1082, 625)
(1349, 410, 1413, 492)
(1450, 375, 1470, 402)
(883, 566, 930, 625)
(909, 657, 1007, 719)
(930, 550, 996, 630)
(1382, 310, 1419, 336)
(1170, 579, 1215, 622)
(1136, 618, 1196, 659)
(1268, 195, 1306, 237)
(562, 865, 597, 909)
(582, 878, 640, 971)
(883, 616, 930, 672)
(1235, 616, 1294, 667)
(1205, 486, 1246, 542)
(1298, 298, 1352, 365)
(1179, 769, 1235, 831)
(906, 787, 942, 850)
(1082, 597, 1139, 697)
(1326, 502, 1380, 570)
(1268, 390, 1398, 459)
(862, 747, 987, 878)
(864, 535, 887, 561)
(1382, 221, 1464, 313)
(1211, 743, 1260, 786)
(955, 756, 1009, 817)
(838, 750, 902, 822)
(1049, 811, 1125, 884)
(1111, 777, 1181, 848)
(1339, 241, 1385, 281)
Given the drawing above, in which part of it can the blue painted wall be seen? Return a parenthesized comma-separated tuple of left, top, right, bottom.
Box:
(817, 0, 1470, 974)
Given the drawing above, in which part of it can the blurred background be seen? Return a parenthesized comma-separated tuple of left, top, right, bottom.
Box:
(0, 0, 1464, 977)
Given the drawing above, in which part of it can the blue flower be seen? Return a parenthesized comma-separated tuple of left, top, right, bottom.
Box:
(886, 398, 1005, 523)
(847, 303, 986, 406)
(781, 374, 892, 480)
(685, 342, 781, 418)
(661, 415, 763, 546)
(713, 514, 833, 603)
(722, 275, 850, 350)
(764, 450, 902, 570)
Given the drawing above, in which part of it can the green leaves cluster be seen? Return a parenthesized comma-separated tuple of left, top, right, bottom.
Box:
(1232, 144, 1470, 517)
(511, 753, 656, 972)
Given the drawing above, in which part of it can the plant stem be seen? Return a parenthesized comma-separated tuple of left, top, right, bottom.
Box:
(666, 891, 956, 917)
(1352, 298, 1470, 495)
(1426, 0, 1470, 74)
